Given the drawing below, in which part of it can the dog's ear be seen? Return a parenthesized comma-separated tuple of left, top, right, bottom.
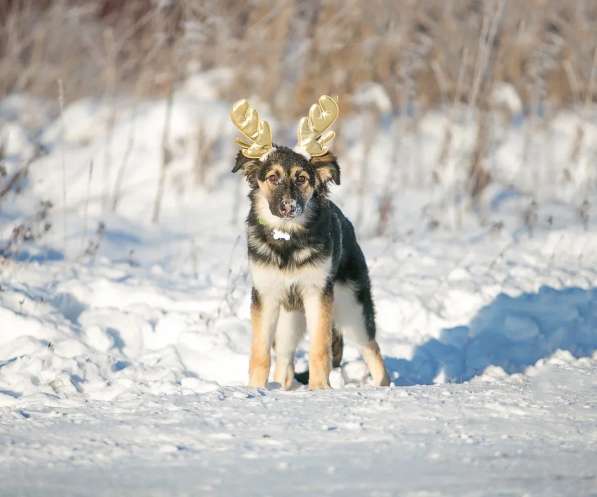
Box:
(310, 152, 340, 186)
(232, 151, 260, 186)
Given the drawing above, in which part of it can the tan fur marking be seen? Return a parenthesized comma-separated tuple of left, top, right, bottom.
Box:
(256, 164, 285, 197)
(310, 152, 338, 185)
(271, 164, 285, 175)
(290, 165, 314, 199)
(361, 340, 390, 386)
(307, 294, 333, 390)
(293, 246, 315, 264)
(289, 165, 308, 180)
(249, 299, 271, 387)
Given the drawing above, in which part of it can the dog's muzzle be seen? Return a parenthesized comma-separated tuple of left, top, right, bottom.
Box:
(279, 199, 302, 218)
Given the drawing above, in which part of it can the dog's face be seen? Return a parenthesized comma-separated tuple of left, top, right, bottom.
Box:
(233, 146, 340, 219)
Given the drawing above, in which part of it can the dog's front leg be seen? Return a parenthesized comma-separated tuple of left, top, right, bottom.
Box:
(303, 288, 333, 390)
(249, 288, 280, 388)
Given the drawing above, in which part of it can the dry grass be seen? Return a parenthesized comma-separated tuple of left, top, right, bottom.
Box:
(1, 0, 596, 230)
(2, 0, 597, 115)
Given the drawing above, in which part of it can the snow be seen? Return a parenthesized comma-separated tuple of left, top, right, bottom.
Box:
(2, 363, 596, 496)
(1, 75, 597, 495)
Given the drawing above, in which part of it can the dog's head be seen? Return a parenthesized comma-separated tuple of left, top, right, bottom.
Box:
(233, 147, 339, 219)
(230, 96, 340, 220)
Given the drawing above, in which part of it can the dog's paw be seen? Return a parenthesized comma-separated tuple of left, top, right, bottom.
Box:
(308, 379, 331, 390)
(248, 378, 268, 389)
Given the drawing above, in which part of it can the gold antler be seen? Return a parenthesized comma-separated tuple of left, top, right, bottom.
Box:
(230, 99, 273, 159)
(297, 95, 339, 157)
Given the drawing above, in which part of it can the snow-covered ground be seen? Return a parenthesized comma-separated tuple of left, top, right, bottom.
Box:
(1, 79, 597, 495)
(2, 359, 596, 497)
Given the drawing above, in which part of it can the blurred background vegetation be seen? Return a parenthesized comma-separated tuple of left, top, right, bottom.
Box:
(1, 0, 596, 240)
(2, 0, 596, 116)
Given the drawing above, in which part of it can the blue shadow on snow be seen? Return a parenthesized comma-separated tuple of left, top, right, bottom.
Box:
(385, 286, 597, 385)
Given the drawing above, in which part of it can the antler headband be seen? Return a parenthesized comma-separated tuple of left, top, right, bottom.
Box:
(230, 99, 273, 159)
(296, 95, 339, 157)
(230, 95, 339, 160)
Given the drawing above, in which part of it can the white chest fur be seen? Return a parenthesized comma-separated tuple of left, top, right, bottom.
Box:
(249, 258, 331, 298)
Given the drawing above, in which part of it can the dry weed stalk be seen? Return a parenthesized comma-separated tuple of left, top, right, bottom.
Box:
(0, 200, 53, 258)
(57, 78, 67, 252)
(82, 160, 94, 253)
(111, 105, 138, 212)
(151, 81, 175, 224)
(193, 125, 217, 187)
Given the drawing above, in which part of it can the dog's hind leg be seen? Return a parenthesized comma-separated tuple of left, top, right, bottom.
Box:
(331, 326, 344, 368)
(361, 340, 390, 386)
(273, 309, 305, 389)
(334, 283, 390, 386)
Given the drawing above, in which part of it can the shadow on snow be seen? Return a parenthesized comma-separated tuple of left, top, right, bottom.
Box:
(384, 286, 597, 385)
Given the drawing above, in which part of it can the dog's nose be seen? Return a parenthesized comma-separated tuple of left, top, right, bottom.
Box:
(280, 199, 298, 217)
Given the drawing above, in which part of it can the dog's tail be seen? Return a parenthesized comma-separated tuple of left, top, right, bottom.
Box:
(294, 328, 344, 385)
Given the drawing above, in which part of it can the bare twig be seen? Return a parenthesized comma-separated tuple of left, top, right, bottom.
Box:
(152, 81, 175, 224)
(57, 78, 67, 253)
(0, 143, 46, 202)
(82, 160, 94, 252)
(0, 159, 30, 200)
(111, 104, 138, 212)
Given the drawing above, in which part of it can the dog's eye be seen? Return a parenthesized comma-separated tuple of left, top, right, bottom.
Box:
(296, 176, 307, 184)
(267, 175, 278, 184)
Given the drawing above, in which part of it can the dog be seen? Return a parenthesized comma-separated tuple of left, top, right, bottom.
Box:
(230, 95, 389, 390)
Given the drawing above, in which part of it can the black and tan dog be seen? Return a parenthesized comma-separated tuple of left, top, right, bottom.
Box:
(230, 96, 389, 390)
